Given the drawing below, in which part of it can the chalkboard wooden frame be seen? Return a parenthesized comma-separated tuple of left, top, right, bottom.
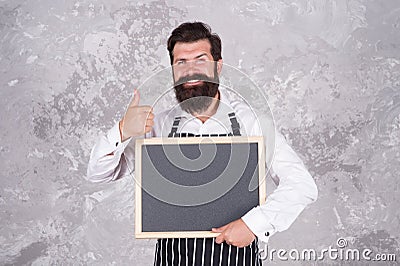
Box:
(135, 136, 266, 239)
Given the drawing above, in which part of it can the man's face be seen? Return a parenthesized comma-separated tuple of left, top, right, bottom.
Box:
(172, 39, 222, 114)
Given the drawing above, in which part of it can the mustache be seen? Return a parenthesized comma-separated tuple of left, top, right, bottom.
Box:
(174, 73, 218, 86)
(174, 81, 219, 114)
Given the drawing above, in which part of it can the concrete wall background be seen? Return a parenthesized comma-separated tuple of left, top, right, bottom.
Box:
(1, 0, 399, 265)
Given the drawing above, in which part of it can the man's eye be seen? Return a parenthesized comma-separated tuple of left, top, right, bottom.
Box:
(177, 61, 185, 65)
(195, 59, 206, 64)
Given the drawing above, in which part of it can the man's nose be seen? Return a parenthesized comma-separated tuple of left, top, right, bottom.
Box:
(183, 61, 197, 77)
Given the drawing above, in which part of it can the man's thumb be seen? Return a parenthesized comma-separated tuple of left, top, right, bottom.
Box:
(130, 89, 140, 106)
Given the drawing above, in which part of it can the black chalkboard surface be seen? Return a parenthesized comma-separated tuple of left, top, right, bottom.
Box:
(135, 137, 266, 238)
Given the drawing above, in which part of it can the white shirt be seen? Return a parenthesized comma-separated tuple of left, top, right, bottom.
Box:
(86, 88, 318, 243)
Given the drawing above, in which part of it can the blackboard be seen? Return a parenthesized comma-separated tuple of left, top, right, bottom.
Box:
(135, 136, 266, 238)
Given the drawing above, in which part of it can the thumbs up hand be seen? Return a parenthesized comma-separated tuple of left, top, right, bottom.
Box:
(119, 89, 154, 141)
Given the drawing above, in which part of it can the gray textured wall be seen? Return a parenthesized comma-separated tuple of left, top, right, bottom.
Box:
(1, 0, 399, 265)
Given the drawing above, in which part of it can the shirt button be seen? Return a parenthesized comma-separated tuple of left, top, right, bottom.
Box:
(115, 142, 119, 147)
(265, 232, 270, 237)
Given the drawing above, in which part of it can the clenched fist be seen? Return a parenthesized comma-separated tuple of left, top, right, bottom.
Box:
(119, 89, 154, 141)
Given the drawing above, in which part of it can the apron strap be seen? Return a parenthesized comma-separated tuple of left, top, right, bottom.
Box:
(167, 116, 182, 137)
(228, 112, 241, 136)
(168, 112, 241, 137)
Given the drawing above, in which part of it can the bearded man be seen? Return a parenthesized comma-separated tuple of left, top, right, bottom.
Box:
(87, 22, 318, 265)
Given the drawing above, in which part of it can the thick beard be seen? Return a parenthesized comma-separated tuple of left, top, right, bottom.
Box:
(174, 73, 219, 115)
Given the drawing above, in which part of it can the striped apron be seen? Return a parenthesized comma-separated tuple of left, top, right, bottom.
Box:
(154, 112, 262, 266)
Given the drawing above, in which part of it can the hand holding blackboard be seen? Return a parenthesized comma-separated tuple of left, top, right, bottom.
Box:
(212, 218, 256, 247)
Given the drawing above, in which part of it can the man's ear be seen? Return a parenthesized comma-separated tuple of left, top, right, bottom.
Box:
(217, 59, 223, 75)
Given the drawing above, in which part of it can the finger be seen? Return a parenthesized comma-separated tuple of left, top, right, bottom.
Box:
(144, 113, 154, 121)
(212, 224, 229, 233)
(129, 89, 140, 107)
(128, 105, 151, 111)
(215, 233, 225, 244)
(144, 125, 153, 133)
(145, 119, 154, 127)
(129, 106, 153, 113)
(145, 121, 153, 127)
(146, 112, 155, 119)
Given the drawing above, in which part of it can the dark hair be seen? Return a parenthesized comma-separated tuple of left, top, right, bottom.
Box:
(167, 22, 222, 64)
